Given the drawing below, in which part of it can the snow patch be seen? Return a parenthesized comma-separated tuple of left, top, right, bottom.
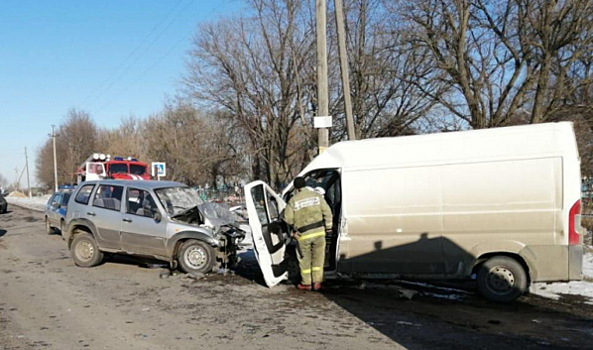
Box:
(6, 195, 51, 212)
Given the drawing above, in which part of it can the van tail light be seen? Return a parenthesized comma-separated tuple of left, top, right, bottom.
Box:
(569, 199, 582, 246)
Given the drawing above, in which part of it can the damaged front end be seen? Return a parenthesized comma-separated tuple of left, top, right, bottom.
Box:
(170, 203, 246, 270)
(215, 224, 245, 270)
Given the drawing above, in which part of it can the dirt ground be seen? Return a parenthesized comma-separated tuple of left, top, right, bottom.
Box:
(1, 205, 593, 350)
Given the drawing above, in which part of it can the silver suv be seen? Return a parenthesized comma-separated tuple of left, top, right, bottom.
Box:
(64, 180, 244, 273)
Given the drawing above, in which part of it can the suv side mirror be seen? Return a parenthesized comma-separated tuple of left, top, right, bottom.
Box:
(52, 202, 60, 209)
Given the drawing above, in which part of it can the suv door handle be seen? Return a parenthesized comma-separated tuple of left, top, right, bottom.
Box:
(87, 212, 96, 216)
(122, 218, 132, 223)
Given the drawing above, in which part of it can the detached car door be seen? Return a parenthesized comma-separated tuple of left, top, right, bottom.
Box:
(245, 181, 288, 288)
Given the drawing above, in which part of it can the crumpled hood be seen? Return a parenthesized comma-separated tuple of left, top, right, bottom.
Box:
(198, 202, 244, 230)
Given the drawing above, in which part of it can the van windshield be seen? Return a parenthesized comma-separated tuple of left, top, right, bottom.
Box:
(155, 186, 204, 216)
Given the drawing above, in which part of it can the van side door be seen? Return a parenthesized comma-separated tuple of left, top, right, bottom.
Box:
(245, 181, 288, 287)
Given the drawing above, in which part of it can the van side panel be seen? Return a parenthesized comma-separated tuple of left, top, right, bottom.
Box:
(341, 167, 446, 274)
(440, 157, 563, 277)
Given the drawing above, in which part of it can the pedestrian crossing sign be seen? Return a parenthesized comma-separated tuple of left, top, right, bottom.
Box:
(151, 162, 166, 177)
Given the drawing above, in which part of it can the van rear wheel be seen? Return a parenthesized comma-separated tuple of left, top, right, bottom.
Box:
(477, 256, 527, 303)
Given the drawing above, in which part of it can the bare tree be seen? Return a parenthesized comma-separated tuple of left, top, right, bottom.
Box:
(100, 116, 149, 161)
(36, 109, 100, 188)
(184, 0, 317, 189)
(332, 0, 447, 139)
(398, 0, 593, 129)
(140, 101, 247, 187)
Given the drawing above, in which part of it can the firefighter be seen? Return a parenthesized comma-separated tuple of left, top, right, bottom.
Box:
(283, 177, 333, 291)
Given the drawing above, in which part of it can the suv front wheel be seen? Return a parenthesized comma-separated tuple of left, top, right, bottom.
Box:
(177, 240, 215, 274)
(71, 232, 104, 267)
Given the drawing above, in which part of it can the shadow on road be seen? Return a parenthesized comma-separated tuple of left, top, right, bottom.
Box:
(0, 229, 6, 237)
(102, 254, 169, 269)
(320, 281, 593, 350)
(233, 250, 266, 285)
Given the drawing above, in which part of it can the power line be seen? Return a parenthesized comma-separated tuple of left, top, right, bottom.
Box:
(86, 0, 197, 109)
(80, 0, 186, 107)
(96, 0, 228, 112)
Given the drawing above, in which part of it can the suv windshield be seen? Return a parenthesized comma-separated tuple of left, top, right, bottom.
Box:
(155, 186, 204, 216)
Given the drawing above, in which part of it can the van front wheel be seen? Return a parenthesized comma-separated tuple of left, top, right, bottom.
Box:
(477, 256, 527, 303)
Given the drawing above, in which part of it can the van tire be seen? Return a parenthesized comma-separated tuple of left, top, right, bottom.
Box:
(177, 240, 215, 274)
(71, 233, 104, 267)
(477, 256, 527, 303)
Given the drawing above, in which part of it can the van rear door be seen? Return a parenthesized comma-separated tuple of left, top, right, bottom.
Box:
(245, 181, 288, 287)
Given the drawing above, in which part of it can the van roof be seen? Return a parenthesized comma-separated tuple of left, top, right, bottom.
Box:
(302, 122, 578, 173)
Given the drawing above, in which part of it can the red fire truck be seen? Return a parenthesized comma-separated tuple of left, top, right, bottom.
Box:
(76, 153, 151, 183)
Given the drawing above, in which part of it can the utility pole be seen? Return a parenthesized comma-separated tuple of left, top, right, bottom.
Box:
(316, 0, 330, 154)
(24, 147, 31, 198)
(49, 125, 59, 192)
(334, 0, 356, 140)
(13, 167, 19, 191)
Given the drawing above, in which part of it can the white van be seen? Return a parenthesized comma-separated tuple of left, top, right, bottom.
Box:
(245, 122, 584, 302)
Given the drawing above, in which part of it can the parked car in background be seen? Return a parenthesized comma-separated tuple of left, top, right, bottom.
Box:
(45, 189, 74, 234)
(0, 193, 7, 214)
(63, 180, 245, 273)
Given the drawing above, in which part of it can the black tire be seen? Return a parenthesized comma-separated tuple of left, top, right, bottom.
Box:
(477, 256, 528, 303)
(177, 240, 215, 274)
(70, 232, 104, 268)
(45, 217, 54, 235)
(285, 244, 300, 284)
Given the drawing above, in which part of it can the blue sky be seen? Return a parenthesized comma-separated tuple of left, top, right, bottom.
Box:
(0, 0, 241, 187)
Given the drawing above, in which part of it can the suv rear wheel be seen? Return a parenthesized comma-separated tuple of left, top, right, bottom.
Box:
(177, 240, 215, 274)
(71, 232, 104, 267)
(477, 256, 528, 303)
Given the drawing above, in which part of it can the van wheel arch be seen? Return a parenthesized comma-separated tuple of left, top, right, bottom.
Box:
(472, 252, 531, 282)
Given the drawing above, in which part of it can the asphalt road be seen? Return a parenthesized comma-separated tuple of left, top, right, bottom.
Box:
(1, 205, 593, 350)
